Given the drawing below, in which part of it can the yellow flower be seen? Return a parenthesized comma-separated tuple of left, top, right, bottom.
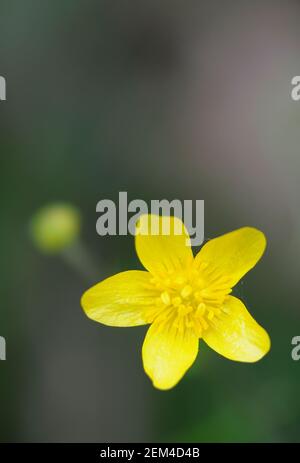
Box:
(81, 215, 270, 390)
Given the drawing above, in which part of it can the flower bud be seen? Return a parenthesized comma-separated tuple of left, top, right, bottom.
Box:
(30, 203, 81, 253)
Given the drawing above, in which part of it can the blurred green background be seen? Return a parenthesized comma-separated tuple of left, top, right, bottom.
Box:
(0, 0, 300, 442)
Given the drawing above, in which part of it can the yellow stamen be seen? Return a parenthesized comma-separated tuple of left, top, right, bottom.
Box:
(161, 291, 171, 305)
(181, 285, 193, 298)
(196, 303, 206, 316)
(207, 310, 214, 320)
(200, 319, 209, 330)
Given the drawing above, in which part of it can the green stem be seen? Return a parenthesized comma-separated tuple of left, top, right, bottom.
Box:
(61, 240, 100, 282)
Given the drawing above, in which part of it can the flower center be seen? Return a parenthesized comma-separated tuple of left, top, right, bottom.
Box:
(149, 261, 232, 337)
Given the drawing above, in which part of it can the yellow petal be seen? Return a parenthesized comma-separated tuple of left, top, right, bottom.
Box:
(195, 227, 266, 286)
(81, 270, 157, 327)
(142, 320, 199, 390)
(203, 296, 270, 362)
(135, 214, 193, 278)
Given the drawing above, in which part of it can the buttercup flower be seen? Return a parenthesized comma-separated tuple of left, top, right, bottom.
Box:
(81, 215, 270, 390)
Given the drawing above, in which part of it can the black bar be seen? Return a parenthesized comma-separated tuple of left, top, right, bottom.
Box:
(0, 443, 296, 461)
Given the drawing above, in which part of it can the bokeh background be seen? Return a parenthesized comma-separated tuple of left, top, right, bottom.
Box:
(0, 0, 300, 442)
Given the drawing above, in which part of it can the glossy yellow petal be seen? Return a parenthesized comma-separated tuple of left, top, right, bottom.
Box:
(195, 227, 266, 286)
(81, 270, 157, 327)
(142, 320, 199, 390)
(135, 214, 193, 278)
(203, 296, 270, 362)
